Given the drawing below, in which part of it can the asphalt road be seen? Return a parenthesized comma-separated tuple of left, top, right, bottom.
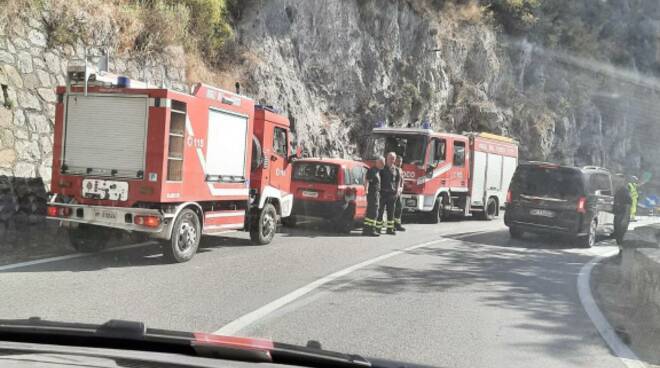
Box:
(0, 216, 637, 367)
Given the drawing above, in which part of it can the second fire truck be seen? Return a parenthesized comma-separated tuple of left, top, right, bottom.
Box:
(364, 126, 518, 223)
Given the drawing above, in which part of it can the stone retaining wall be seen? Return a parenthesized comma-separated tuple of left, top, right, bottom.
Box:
(0, 11, 187, 240)
(625, 248, 660, 321)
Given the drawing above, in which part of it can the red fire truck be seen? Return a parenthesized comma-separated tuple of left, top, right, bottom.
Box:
(46, 61, 298, 262)
(364, 127, 518, 223)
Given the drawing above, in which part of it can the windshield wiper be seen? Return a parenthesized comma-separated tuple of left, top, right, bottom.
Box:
(0, 317, 372, 368)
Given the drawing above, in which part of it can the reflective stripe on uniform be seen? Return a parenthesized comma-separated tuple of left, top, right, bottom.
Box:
(387, 220, 395, 229)
(363, 217, 375, 226)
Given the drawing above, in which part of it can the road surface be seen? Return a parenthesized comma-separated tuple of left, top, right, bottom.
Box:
(0, 217, 636, 367)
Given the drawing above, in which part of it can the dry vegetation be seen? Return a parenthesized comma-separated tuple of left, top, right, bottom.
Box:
(0, 0, 240, 85)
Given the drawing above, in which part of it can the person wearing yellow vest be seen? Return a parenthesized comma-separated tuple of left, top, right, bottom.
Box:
(628, 176, 639, 222)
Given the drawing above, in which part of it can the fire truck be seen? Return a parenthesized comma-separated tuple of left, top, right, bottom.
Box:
(365, 126, 518, 223)
(46, 61, 298, 262)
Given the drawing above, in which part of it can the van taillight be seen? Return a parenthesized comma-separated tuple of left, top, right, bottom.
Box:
(577, 197, 587, 213)
(506, 190, 512, 204)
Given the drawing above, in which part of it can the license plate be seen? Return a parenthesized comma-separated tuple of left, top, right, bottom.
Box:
(530, 209, 555, 217)
(94, 209, 118, 221)
(302, 190, 318, 198)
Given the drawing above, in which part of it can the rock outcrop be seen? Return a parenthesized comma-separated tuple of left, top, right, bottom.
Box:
(1, 0, 660, 234)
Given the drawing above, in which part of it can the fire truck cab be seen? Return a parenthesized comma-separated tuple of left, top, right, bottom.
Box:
(365, 127, 518, 223)
(47, 61, 297, 262)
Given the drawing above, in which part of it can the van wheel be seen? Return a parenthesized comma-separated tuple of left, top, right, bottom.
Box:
(163, 208, 201, 263)
(509, 226, 524, 239)
(281, 215, 297, 228)
(250, 204, 277, 245)
(576, 218, 597, 248)
(478, 197, 498, 221)
(428, 196, 444, 224)
(69, 224, 109, 252)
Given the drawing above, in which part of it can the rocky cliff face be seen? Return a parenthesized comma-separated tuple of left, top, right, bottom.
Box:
(231, 0, 660, 180)
(1, 0, 660, 190)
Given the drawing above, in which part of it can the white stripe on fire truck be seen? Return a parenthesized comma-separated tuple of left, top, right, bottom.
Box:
(205, 210, 246, 218)
(416, 164, 453, 185)
(207, 187, 250, 196)
(204, 223, 244, 231)
(185, 115, 249, 198)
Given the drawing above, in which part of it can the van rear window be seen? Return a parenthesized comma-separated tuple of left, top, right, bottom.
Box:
(293, 163, 339, 184)
(511, 166, 583, 199)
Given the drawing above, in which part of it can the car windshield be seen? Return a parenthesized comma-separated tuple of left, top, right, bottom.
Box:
(293, 162, 339, 184)
(366, 134, 427, 165)
(4, 1, 660, 367)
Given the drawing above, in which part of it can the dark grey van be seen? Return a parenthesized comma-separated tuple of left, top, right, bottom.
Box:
(504, 162, 615, 247)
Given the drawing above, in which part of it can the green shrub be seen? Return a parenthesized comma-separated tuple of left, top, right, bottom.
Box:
(484, 0, 540, 33)
(175, 0, 234, 60)
(134, 1, 191, 53)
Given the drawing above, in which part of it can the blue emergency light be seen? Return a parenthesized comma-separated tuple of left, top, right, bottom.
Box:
(117, 76, 130, 88)
(422, 120, 431, 129)
(375, 120, 385, 128)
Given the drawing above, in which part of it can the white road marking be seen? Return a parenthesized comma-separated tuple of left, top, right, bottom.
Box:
(577, 248, 647, 368)
(0, 241, 156, 272)
(213, 238, 449, 335)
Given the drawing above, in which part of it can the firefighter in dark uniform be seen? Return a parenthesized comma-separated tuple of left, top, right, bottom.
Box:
(393, 155, 406, 232)
(377, 152, 400, 235)
(362, 157, 385, 237)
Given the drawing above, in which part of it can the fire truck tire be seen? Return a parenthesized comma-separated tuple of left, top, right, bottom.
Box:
(68, 224, 109, 253)
(478, 197, 498, 221)
(428, 197, 444, 224)
(281, 215, 297, 228)
(250, 204, 277, 245)
(163, 208, 201, 263)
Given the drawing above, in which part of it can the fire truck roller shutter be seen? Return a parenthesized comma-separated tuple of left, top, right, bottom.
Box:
(63, 94, 148, 177)
(501, 156, 517, 205)
(206, 109, 249, 179)
(470, 151, 487, 206)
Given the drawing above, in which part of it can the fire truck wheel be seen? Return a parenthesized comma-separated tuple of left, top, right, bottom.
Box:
(281, 215, 297, 228)
(68, 224, 109, 253)
(163, 208, 201, 263)
(428, 197, 444, 224)
(250, 204, 277, 245)
(478, 197, 498, 221)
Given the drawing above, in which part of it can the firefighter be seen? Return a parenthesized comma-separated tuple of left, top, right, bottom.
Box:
(363, 157, 384, 237)
(393, 156, 406, 232)
(628, 176, 639, 222)
(377, 152, 400, 235)
(613, 174, 632, 250)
